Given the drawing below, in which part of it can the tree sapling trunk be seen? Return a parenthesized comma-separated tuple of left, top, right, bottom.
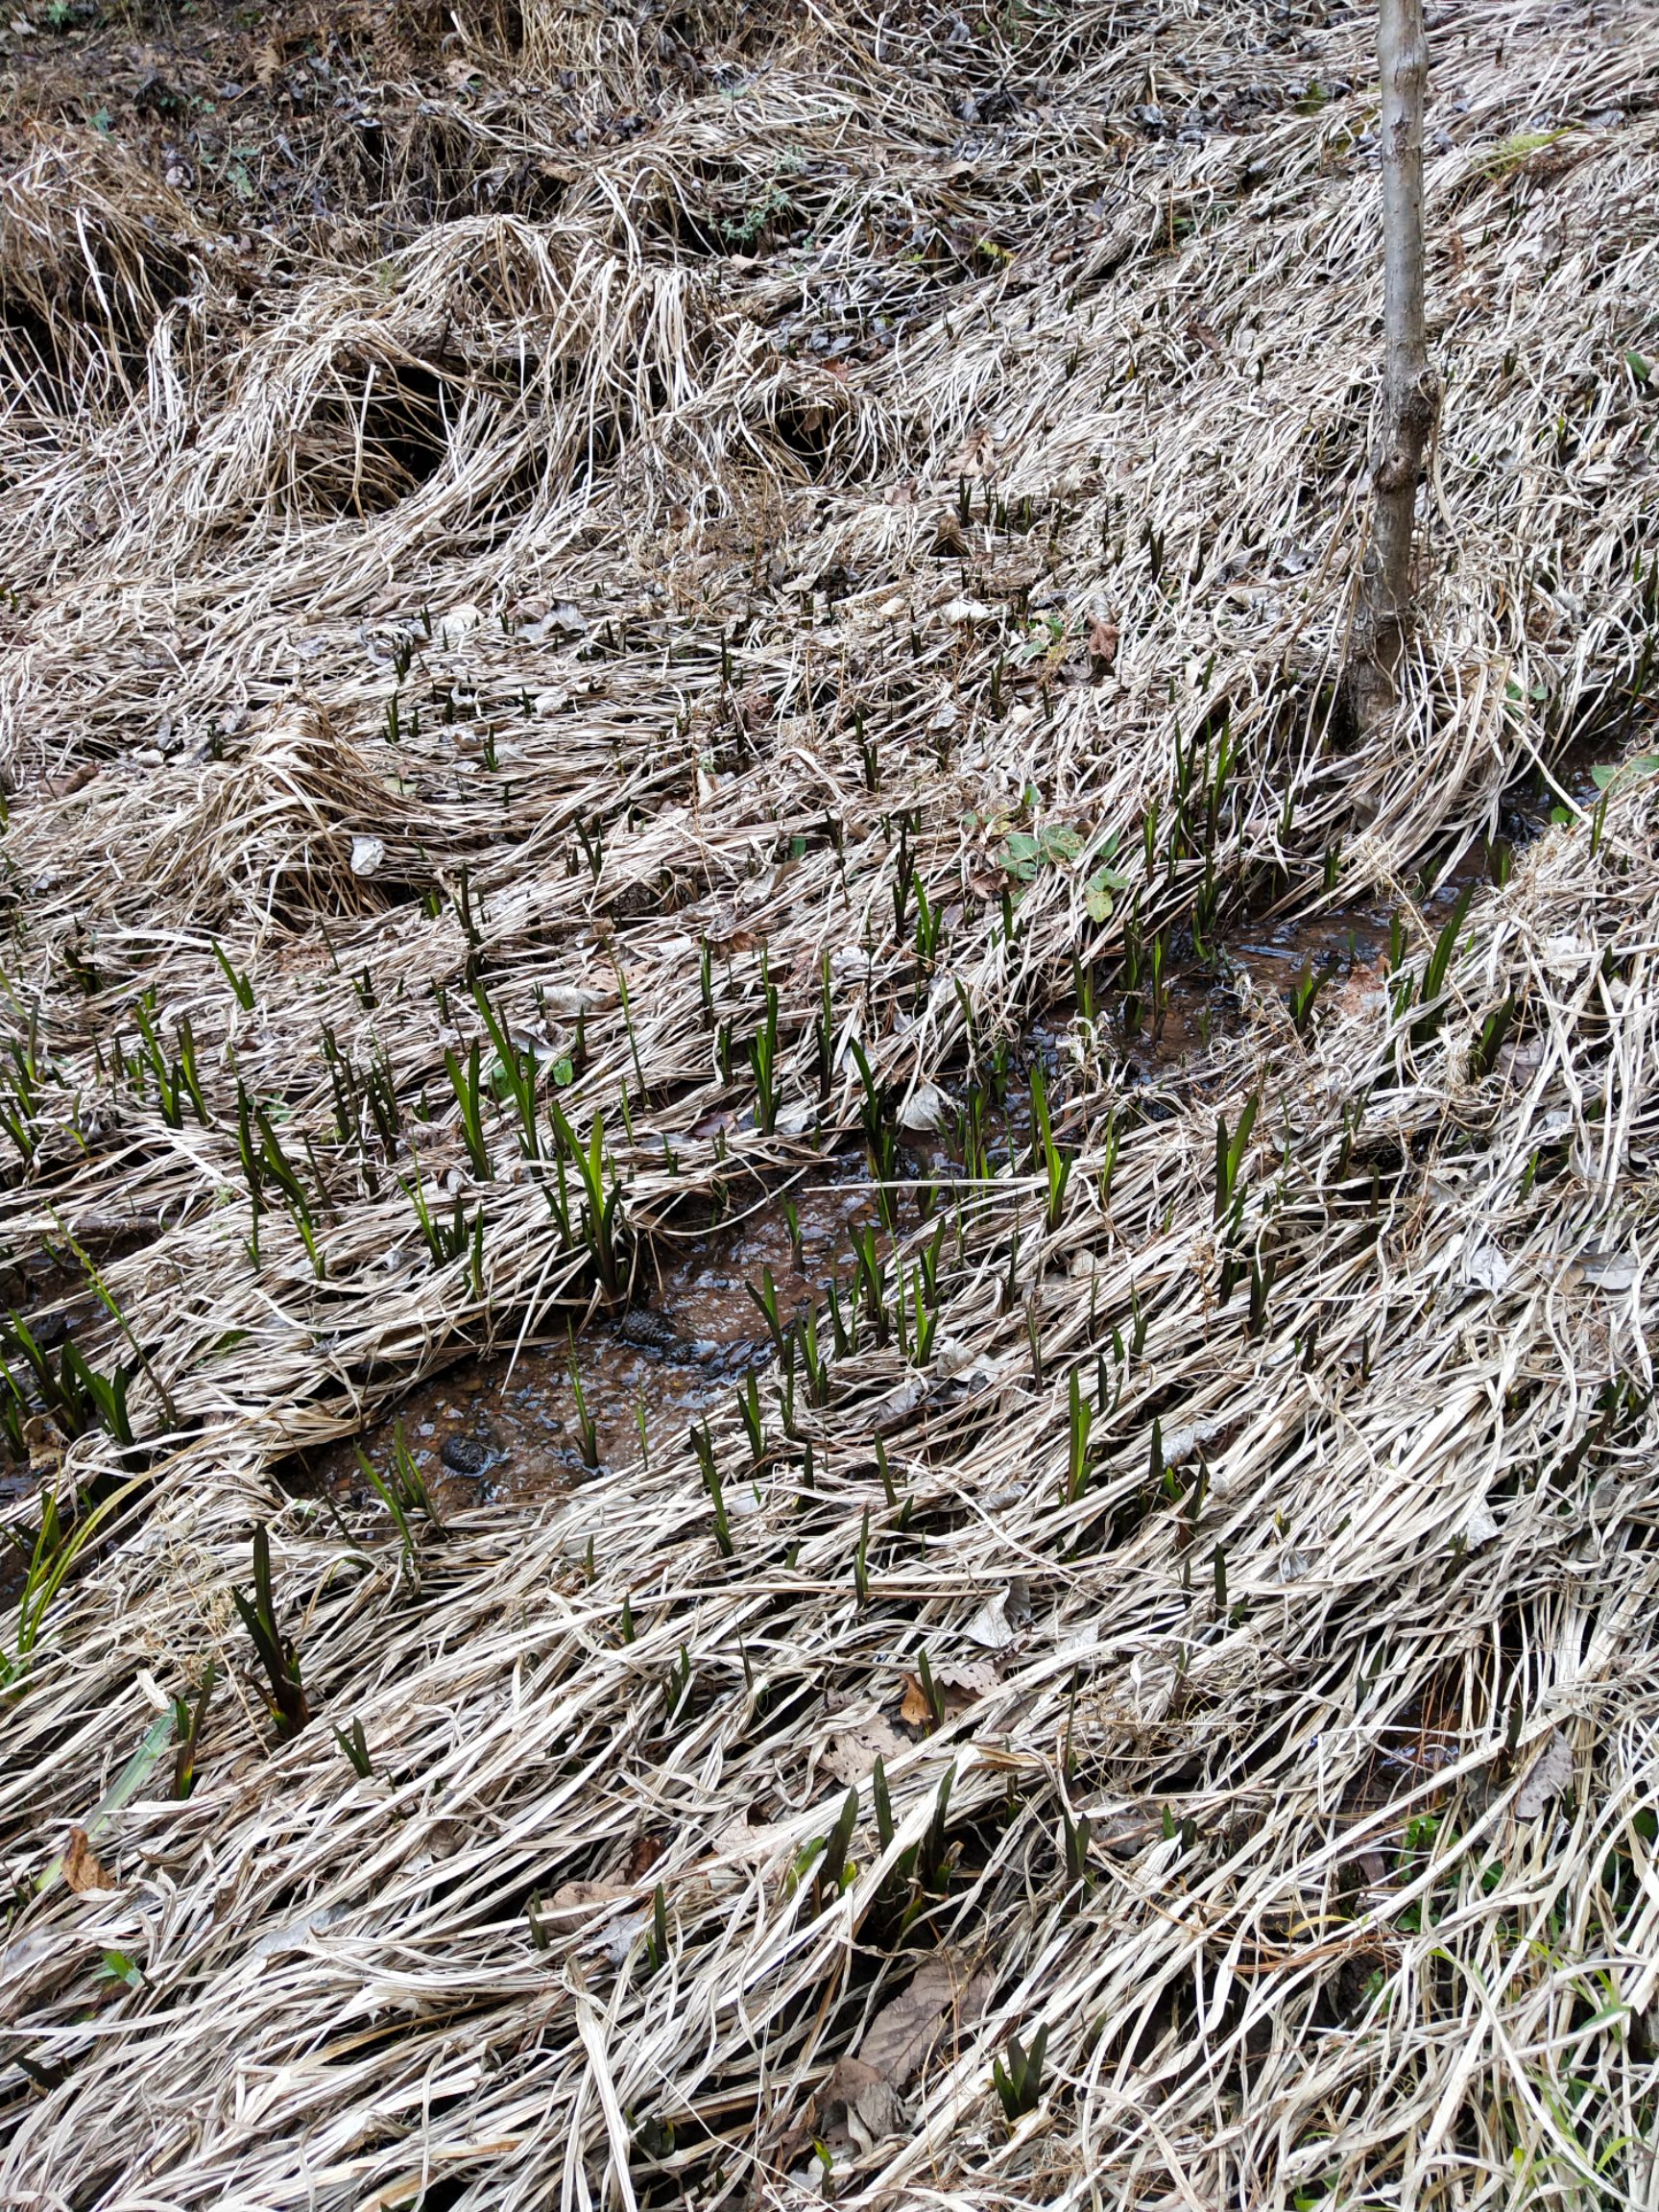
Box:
(1351, 0, 1442, 732)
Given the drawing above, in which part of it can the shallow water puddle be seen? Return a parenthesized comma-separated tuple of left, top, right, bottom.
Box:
(297, 1153, 883, 1512)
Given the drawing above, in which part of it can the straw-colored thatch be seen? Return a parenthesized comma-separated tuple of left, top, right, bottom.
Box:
(3, 0, 1657, 2202)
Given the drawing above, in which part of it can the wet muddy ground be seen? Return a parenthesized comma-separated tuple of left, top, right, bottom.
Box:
(0, 772, 1602, 1593)
(302, 863, 1479, 1520)
(294, 1151, 882, 1514)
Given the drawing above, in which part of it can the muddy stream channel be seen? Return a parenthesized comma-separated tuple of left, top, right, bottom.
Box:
(292, 879, 1452, 1517)
(2, 808, 1575, 1572)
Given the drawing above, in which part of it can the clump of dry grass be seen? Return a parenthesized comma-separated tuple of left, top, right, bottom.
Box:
(1, 0, 1657, 2203)
(0, 142, 206, 419)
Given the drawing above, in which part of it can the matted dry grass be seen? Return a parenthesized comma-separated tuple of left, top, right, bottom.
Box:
(2, 1, 1658, 2203)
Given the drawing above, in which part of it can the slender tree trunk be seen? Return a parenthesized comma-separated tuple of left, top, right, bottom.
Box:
(1350, 0, 1441, 732)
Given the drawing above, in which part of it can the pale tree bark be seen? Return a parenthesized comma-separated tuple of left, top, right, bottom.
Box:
(1350, 0, 1442, 732)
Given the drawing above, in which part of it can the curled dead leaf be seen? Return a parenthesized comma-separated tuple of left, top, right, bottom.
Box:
(930, 512, 967, 557)
(897, 1081, 950, 1134)
(625, 1833, 666, 1882)
(63, 1825, 114, 1895)
(932, 1656, 1001, 1700)
(1515, 1728, 1575, 1819)
(966, 866, 1012, 902)
(963, 1576, 1032, 1651)
(781, 2056, 902, 2173)
(949, 428, 994, 479)
(817, 2056, 903, 2152)
(1087, 613, 1119, 673)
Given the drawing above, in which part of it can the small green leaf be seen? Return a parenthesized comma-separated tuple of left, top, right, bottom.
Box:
(552, 1056, 574, 1087)
(1625, 349, 1650, 385)
(1483, 128, 1568, 177)
(1590, 754, 1659, 793)
(1038, 825, 1084, 865)
(998, 830, 1041, 881)
(1083, 862, 1130, 925)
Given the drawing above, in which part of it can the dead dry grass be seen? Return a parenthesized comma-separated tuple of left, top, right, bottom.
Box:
(2, 0, 1659, 2203)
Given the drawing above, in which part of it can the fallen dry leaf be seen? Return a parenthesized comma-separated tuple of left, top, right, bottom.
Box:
(546, 1879, 636, 1916)
(711, 1817, 800, 1865)
(965, 866, 1013, 902)
(821, 1716, 910, 1785)
(1087, 613, 1119, 672)
(1515, 1728, 1575, 1819)
(781, 2055, 903, 2173)
(948, 427, 994, 478)
(932, 1656, 1001, 1700)
(63, 1825, 114, 1894)
(857, 1950, 995, 2087)
(625, 1833, 666, 1882)
(818, 2056, 903, 2150)
(963, 1576, 1032, 1651)
(1089, 1808, 1164, 1861)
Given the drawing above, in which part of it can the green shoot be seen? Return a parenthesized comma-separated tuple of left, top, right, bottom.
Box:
(569, 1339, 599, 1468)
(992, 2025, 1048, 2122)
(444, 1039, 493, 1179)
(1065, 1366, 1094, 1502)
(1470, 995, 1517, 1078)
(171, 1662, 216, 1799)
(230, 1524, 308, 1740)
(809, 1785, 860, 1907)
(1287, 963, 1326, 1036)
(334, 1717, 373, 1777)
(746, 964, 781, 1135)
(1410, 883, 1477, 1046)
(210, 940, 256, 1011)
(691, 1422, 733, 1556)
(746, 1264, 790, 1362)
(549, 1101, 629, 1300)
(737, 1371, 765, 1466)
(1214, 1093, 1259, 1222)
(872, 1755, 895, 1851)
(1028, 1060, 1072, 1232)
(1, 1475, 138, 1682)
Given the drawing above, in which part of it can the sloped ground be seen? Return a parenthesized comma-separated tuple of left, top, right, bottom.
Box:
(2, 1, 1658, 2203)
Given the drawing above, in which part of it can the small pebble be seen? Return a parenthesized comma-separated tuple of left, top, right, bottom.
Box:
(617, 1308, 682, 1356)
(440, 1433, 493, 1477)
